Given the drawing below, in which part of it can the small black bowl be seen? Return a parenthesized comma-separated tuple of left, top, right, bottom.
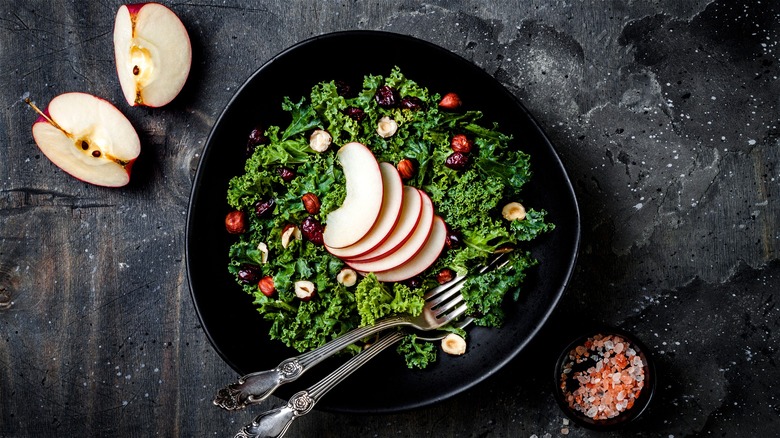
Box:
(552, 327, 656, 430)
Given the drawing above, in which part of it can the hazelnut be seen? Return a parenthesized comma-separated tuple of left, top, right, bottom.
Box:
(376, 116, 398, 138)
(436, 268, 455, 285)
(225, 210, 246, 234)
(438, 92, 462, 110)
(336, 268, 358, 287)
(258, 276, 275, 297)
(441, 333, 467, 355)
(450, 134, 473, 153)
(501, 202, 527, 221)
(309, 129, 332, 152)
(397, 158, 415, 180)
(257, 242, 269, 264)
(281, 224, 302, 249)
(294, 280, 316, 301)
(301, 192, 321, 214)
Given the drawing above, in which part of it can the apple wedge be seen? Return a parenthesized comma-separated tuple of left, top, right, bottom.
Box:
(326, 162, 404, 259)
(370, 216, 447, 282)
(114, 3, 192, 107)
(29, 93, 141, 187)
(322, 142, 384, 249)
(346, 189, 434, 273)
(343, 186, 422, 262)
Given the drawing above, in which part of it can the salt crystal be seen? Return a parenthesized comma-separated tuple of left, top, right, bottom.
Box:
(561, 428, 569, 435)
(617, 390, 626, 401)
(614, 342, 625, 354)
(627, 348, 636, 356)
(587, 407, 598, 417)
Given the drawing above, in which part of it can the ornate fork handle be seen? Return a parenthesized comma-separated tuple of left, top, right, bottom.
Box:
(234, 331, 406, 438)
(214, 315, 408, 411)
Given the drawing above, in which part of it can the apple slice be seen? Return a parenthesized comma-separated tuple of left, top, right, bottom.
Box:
(28, 93, 141, 187)
(346, 189, 434, 273)
(326, 162, 404, 259)
(114, 3, 192, 107)
(370, 216, 447, 282)
(343, 186, 422, 262)
(322, 142, 384, 249)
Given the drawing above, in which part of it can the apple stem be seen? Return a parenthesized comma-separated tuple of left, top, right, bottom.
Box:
(24, 98, 67, 133)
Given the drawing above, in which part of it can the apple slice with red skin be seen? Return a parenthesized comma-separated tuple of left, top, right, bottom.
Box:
(323, 142, 385, 249)
(369, 215, 448, 283)
(346, 189, 434, 272)
(114, 3, 192, 107)
(342, 186, 422, 262)
(326, 162, 404, 259)
(29, 93, 141, 187)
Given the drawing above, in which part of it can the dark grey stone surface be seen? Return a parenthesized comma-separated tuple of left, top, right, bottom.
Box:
(1, 1, 777, 436)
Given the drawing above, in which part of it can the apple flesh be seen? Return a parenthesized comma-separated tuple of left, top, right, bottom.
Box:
(114, 3, 192, 107)
(326, 162, 404, 259)
(343, 186, 421, 262)
(322, 142, 384, 249)
(346, 189, 434, 273)
(369, 216, 447, 283)
(29, 93, 141, 187)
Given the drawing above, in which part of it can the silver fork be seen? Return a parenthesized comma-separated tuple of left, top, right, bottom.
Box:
(233, 320, 473, 438)
(213, 253, 509, 411)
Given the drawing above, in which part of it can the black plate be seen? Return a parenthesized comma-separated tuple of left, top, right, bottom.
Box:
(186, 30, 580, 414)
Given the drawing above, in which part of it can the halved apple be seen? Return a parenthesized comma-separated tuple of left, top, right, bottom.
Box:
(114, 3, 192, 107)
(344, 186, 422, 262)
(326, 162, 404, 259)
(322, 142, 384, 249)
(370, 215, 447, 282)
(29, 93, 141, 187)
(346, 189, 434, 273)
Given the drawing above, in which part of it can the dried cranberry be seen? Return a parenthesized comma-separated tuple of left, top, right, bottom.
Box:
(445, 227, 462, 249)
(335, 80, 352, 97)
(237, 265, 261, 284)
(301, 216, 324, 245)
(399, 96, 424, 110)
(254, 198, 276, 217)
(374, 85, 398, 107)
(247, 125, 269, 146)
(277, 166, 296, 182)
(343, 107, 366, 122)
(404, 277, 423, 289)
(444, 152, 470, 170)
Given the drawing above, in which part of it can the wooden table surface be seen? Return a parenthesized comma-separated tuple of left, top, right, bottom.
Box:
(1, 1, 778, 437)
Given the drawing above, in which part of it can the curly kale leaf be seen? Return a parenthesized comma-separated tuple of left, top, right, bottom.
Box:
(397, 334, 438, 369)
(354, 274, 424, 326)
(460, 251, 537, 327)
(281, 96, 321, 140)
(510, 208, 556, 241)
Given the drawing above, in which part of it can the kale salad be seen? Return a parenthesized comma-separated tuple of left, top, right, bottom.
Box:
(225, 67, 554, 369)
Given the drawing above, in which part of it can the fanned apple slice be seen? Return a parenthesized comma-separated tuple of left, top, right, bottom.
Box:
(114, 3, 192, 107)
(344, 186, 422, 262)
(323, 142, 384, 249)
(326, 162, 404, 259)
(29, 93, 141, 187)
(346, 189, 434, 272)
(371, 216, 447, 282)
